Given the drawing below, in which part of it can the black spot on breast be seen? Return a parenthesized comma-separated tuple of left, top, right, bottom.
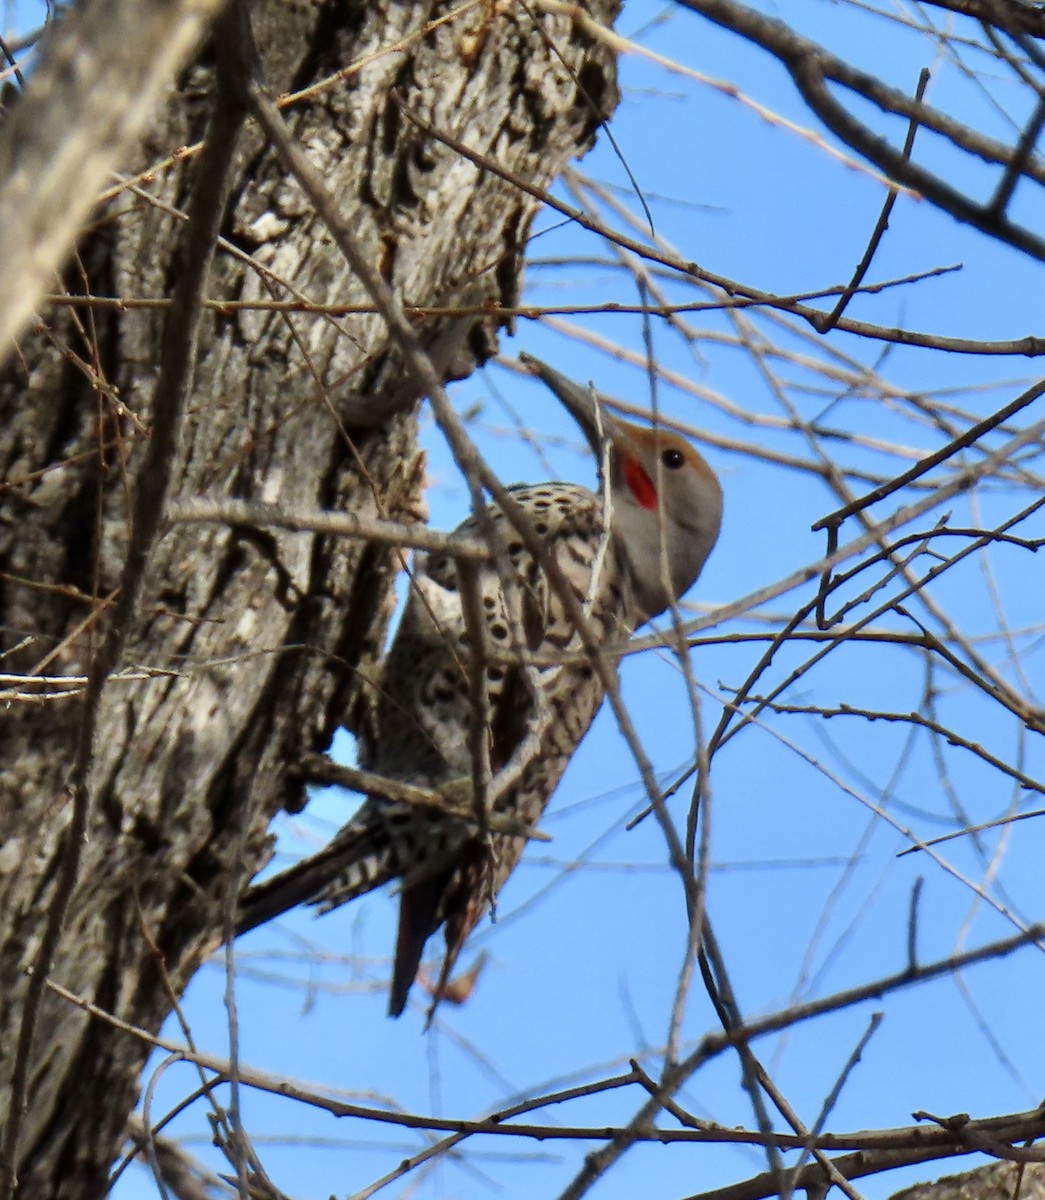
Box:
(433, 668, 461, 703)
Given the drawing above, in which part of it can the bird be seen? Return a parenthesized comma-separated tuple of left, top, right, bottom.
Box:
(236, 354, 723, 1018)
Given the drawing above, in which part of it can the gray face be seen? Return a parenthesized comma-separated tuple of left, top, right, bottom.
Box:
(608, 458, 722, 621)
(521, 352, 722, 620)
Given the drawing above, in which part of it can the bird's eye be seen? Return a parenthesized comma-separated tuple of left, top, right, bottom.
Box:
(662, 447, 685, 469)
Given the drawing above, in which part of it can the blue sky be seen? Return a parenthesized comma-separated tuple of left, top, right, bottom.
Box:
(12, 1, 1043, 1197)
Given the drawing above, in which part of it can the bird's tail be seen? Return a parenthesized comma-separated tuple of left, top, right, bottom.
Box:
(234, 820, 396, 938)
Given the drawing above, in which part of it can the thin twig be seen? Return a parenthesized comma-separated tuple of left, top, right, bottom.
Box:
(167, 496, 489, 559)
(293, 755, 550, 842)
(816, 68, 931, 333)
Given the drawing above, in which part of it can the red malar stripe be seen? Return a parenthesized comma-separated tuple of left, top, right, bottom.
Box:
(623, 457, 657, 511)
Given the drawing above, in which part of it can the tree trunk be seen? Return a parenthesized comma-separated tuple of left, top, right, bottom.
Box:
(0, 2, 619, 1194)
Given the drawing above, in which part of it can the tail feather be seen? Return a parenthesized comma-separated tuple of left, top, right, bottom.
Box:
(388, 869, 453, 1018)
(421, 838, 492, 1025)
(235, 823, 393, 938)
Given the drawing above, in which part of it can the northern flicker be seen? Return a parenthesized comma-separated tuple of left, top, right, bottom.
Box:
(237, 355, 723, 1017)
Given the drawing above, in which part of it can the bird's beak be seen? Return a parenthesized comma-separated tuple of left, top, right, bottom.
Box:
(519, 353, 617, 461)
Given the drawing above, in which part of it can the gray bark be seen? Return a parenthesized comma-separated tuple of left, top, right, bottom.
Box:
(892, 1160, 1045, 1200)
(0, 2, 619, 1195)
(0, 0, 226, 353)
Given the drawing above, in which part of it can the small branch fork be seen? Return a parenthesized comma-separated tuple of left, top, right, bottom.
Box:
(667, 0, 1045, 260)
(36, 926, 1044, 1194)
(556, 922, 1045, 1200)
(815, 68, 931, 335)
(812, 380, 1045, 547)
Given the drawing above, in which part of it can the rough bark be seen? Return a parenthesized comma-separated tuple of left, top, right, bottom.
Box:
(0, 2, 619, 1195)
(891, 1160, 1045, 1200)
(0, 0, 226, 353)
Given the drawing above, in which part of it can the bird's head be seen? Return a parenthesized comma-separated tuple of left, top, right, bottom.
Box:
(520, 354, 722, 620)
